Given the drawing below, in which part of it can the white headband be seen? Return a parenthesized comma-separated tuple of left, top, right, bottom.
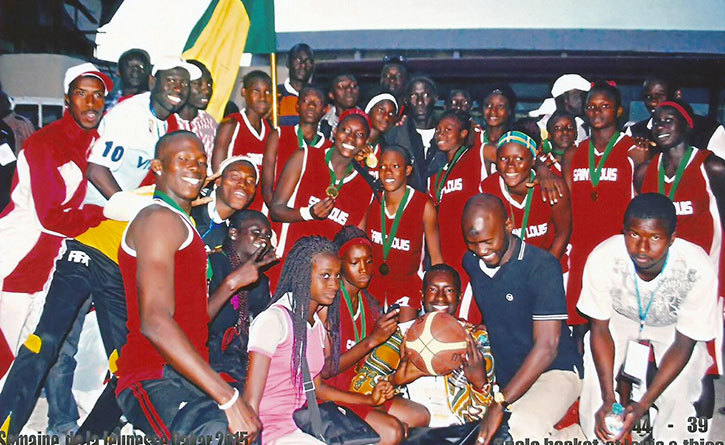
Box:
(365, 93, 398, 114)
(216, 155, 259, 184)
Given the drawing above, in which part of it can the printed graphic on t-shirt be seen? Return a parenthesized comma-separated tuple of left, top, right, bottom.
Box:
(611, 256, 698, 326)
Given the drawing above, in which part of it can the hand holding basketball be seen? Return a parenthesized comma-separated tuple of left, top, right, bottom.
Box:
(403, 312, 468, 375)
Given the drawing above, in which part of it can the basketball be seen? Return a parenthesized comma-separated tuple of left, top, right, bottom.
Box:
(403, 311, 468, 375)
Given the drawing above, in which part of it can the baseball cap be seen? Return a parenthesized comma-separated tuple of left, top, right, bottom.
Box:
(151, 56, 203, 81)
(528, 98, 557, 117)
(551, 74, 591, 98)
(63, 63, 114, 94)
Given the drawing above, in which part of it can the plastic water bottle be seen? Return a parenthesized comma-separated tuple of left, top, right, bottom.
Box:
(605, 402, 625, 437)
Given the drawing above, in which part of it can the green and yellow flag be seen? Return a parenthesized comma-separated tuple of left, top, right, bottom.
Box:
(182, 0, 276, 121)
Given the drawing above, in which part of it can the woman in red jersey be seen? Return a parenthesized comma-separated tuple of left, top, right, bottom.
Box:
(362, 145, 442, 320)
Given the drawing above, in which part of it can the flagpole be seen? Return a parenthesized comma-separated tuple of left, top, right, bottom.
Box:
(270, 52, 278, 129)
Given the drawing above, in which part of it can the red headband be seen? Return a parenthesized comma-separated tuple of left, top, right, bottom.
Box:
(658, 101, 694, 129)
(339, 237, 372, 257)
(340, 108, 372, 130)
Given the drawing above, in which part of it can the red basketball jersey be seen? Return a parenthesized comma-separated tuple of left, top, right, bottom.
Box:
(481, 173, 555, 251)
(327, 293, 377, 391)
(224, 112, 271, 212)
(366, 187, 428, 308)
(429, 146, 487, 280)
(567, 133, 635, 324)
(276, 146, 374, 259)
(116, 201, 210, 394)
(274, 125, 331, 189)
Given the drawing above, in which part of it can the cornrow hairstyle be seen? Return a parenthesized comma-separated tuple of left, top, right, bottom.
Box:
(267, 236, 339, 392)
(330, 226, 381, 373)
(546, 109, 576, 134)
(588, 80, 622, 110)
(482, 83, 517, 115)
(381, 144, 413, 166)
(438, 109, 472, 135)
(338, 111, 371, 136)
(242, 70, 272, 89)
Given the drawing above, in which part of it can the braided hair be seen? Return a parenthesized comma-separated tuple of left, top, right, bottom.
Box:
(330, 226, 381, 374)
(267, 236, 339, 391)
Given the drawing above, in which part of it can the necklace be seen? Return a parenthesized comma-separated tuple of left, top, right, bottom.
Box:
(379, 187, 410, 275)
(504, 172, 535, 240)
(325, 149, 354, 198)
(588, 132, 620, 201)
(340, 284, 366, 344)
(434, 146, 467, 204)
(658, 146, 693, 200)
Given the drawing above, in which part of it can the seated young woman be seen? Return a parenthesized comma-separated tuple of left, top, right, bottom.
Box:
(243, 236, 402, 445)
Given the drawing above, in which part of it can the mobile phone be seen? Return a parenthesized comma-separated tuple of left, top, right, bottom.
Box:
(387, 303, 401, 314)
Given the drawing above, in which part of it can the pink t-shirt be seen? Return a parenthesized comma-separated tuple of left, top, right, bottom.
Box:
(248, 295, 326, 443)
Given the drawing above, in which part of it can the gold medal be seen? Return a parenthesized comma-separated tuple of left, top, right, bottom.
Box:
(326, 185, 339, 199)
(379, 263, 390, 275)
(365, 153, 378, 168)
(591, 189, 599, 201)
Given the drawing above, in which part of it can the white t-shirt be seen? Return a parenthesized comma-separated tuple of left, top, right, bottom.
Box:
(85, 92, 167, 206)
(577, 235, 718, 362)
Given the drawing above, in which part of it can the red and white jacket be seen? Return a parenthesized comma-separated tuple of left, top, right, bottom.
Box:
(0, 111, 105, 294)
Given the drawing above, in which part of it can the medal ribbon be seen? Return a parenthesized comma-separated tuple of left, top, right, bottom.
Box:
(633, 252, 669, 334)
(340, 285, 366, 344)
(588, 132, 620, 188)
(434, 146, 468, 204)
(381, 187, 411, 264)
(296, 125, 321, 150)
(326, 148, 354, 193)
(658, 146, 693, 200)
(153, 190, 213, 281)
(507, 172, 536, 240)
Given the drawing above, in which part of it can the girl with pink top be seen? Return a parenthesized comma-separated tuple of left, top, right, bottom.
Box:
(243, 236, 396, 445)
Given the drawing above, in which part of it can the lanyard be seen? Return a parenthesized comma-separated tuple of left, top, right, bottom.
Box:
(506, 172, 535, 240)
(381, 187, 411, 263)
(434, 146, 468, 204)
(658, 146, 693, 200)
(588, 132, 620, 188)
(633, 252, 669, 334)
(153, 190, 213, 281)
(297, 125, 321, 150)
(326, 148, 353, 192)
(340, 285, 366, 344)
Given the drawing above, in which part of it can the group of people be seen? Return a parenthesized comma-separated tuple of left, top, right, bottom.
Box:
(0, 41, 722, 445)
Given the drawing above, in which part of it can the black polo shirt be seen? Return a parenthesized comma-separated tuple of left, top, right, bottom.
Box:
(463, 237, 581, 387)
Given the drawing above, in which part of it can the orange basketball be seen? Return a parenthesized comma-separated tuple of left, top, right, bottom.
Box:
(403, 311, 468, 375)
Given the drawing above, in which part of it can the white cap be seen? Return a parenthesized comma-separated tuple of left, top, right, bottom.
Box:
(63, 62, 114, 94)
(529, 98, 557, 117)
(551, 74, 591, 98)
(151, 57, 203, 81)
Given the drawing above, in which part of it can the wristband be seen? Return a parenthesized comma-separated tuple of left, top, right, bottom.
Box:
(218, 387, 239, 410)
(300, 206, 314, 221)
